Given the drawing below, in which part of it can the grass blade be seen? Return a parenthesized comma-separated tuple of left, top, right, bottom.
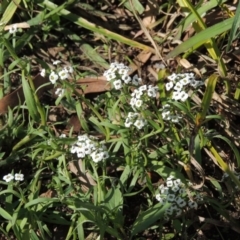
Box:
(226, 1, 240, 51)
(167, 18, 233, 59)
(40, 0, 155, 53)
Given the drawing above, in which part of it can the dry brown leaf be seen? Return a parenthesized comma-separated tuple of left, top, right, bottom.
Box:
(40, 189, 57, 198)
(129, 51, 152, 75)
(4, 22, 30, 30)
(75, 76, 110, 94)
(67, 114, 82, 132)
(48, 47, 65, 58)
(142, 0, 158, 28)
(179, 58, 192, 69)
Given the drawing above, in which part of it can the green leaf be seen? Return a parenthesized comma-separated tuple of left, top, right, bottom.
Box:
(80, 44, 109, 69)
(0, 0, 21, 31)
(0, 207, 12, 221)
(212, 134, 240, 167)
(196, 74, 218, 125)
(167, 18, 233, 59)
(226, 1, 240, 51)
(104, 186, 123, 211)
(21, 72, 39, 121)
(124, 0, 144, 14)
(131, 202, 170, 237)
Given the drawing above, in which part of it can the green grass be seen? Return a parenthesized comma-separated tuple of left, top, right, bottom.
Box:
(0, 0, 240, 239)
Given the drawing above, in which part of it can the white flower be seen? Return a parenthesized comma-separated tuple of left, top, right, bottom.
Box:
(132, 75, 142, 86)
(125, 118, 133, 128)
(135, 99, 143, 108)
(53, 60, 61, 65)
(77, 152, 86, 158)
(106, 72, 116, 81)
(179, 188, 186, 195)
(122, 74, 132, 84)
(166, 82, 174, 91)
(128, 112, 139, 118)
(166, 180, 173, 187)
(49, 71, 59, 84)
(156, 193, 162, 202)
(70, 146, 77, 154)
(156, 195, 167, 204)
(160, 186, 169, 195)
(176, 197, 186, 208)
(55, 88, 65, 97)
(174, 82, 183, 92)
(102, 151, 109, 159)
(9, 24, 17, 34)
(180, 77, 190, 86)
(172, 91, 181, 101)
(147, 85, 158, 98)
(162, 110, 171, 120)
(163, 104, 171, 110)
(188, 200, 198, 209)
(110, 62, 118, 68)
(179, 91, 188, 102)
(58, 69, 69, 80)
(167, 194, 176, 202)
(3, 174, 14, 182)
(118, 68, 129, 75)
(172, 185, 180, 192)
(113, 79, 123, 90)
(134, 118, 146, 129)
(130, 98, 136, 108)
(15, 173, 24, 181)
(171, 115, 182, 123)
(173, 179, 182, 186)
(190, 80, 204, 88)
(139, 85, 147, 92)
(91, 151, 105, 163)
(84, 146, 92, 155)
(168, 73, 177, 82)
(64, 66, 74, 73)
(78, 134, 89, 141)
(131, 89, 143, 99)
(40, 69, 46, 77)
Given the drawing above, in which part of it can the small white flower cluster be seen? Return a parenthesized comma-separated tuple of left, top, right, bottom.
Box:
(3, 173, 24, 182)
(166, 73, 204, 102)
(161, 104, 182, 123)
(155, 176, 200, 221)
(124, 112, 147, 129)
(70, 134, 109, 163)
(103, 62, 142, 90)
(130, 85, 158, 110)
(40, 61, 73, 86)
(124, 84, 159, 129)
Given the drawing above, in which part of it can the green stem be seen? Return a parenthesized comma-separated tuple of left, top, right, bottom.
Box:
(27, 76, 46, 126)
